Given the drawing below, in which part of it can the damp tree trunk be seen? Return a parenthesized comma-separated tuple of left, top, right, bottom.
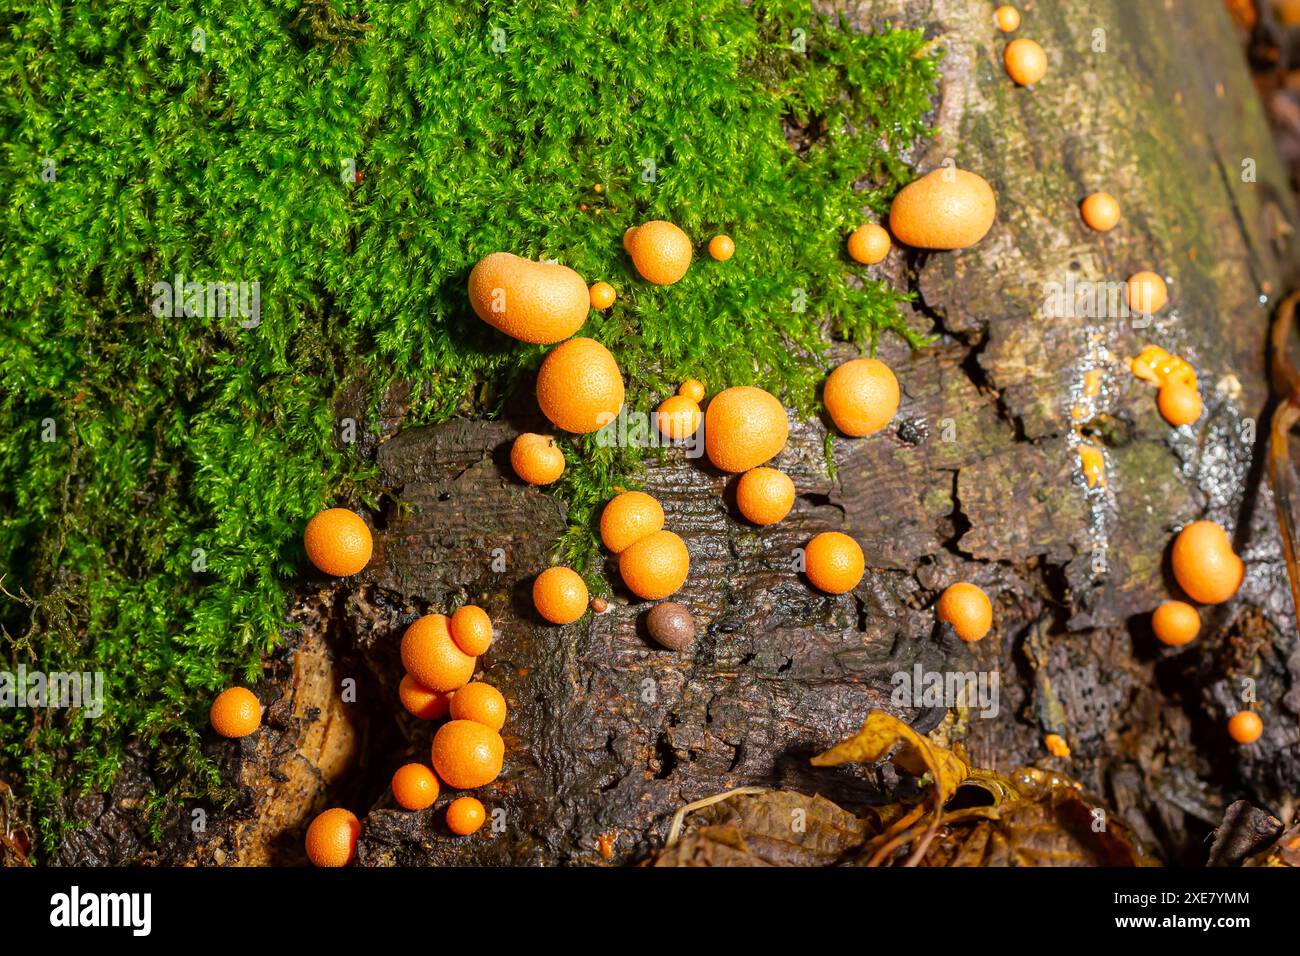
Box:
(56, 0, 1300, 866)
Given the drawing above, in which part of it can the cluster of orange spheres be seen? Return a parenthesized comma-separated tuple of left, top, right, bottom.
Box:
(300, 604, 507, 867)
(1149, 520, 1257, 745)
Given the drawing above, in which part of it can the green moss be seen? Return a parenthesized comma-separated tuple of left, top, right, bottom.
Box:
(0, 0, 936, 855)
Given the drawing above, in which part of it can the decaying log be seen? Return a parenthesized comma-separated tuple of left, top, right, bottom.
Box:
(53, 0, 1300, 866)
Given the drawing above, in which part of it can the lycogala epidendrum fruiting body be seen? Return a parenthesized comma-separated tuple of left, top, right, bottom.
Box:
(625, 220, 693, 284)
(804, 532, 865, 594)
(1003, 38, 1047, 86)
(209, 687, 261, 738)
(305, 808, 361, 867)
(936, 582, 993, 642)
(535, 337, 625, 434)
(735, 467, 795, 526)
(391, 763, 440, 810)
(600, 491, 665, 553)
(1080, 192, 1121, 231)
(468, 252, 590, 344)
(533, 566, 589, 624)
(1171, 520, 1244, 605)
(400, 613, 477, 692)
(303, 508, 372, 577)
(704, 385, 789, 472)
(823, 358, 900, 437)
(431, 719, 505, 789)
(450, 605, 494, 656)
(618, 530, 690, 600)
(889, 168, 997, 250)
(510, 432, 565, 485)
(846, 224, 891, 264)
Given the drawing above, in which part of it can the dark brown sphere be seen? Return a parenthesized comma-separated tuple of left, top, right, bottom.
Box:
(646, 602, 695, 651)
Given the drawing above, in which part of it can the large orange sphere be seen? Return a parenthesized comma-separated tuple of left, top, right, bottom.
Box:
(823, 358, 900, 437)
(804, 532, 865, 594)
(304, 508, 373, 576)
(536, 337, 625, 434)
(704, 386, 789, 473)
(400, 614, 477, 692)
(431, 719, 505, 789)
(618, 530, 690, 600)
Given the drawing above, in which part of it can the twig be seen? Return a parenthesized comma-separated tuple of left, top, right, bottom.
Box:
(664, 786, 769, 847)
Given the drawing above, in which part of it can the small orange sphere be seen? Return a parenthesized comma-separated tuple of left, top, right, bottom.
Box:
(656, 395, 702, 440)
(304, 508, 373, 576)
(804, 532, 865, 595)
(533, 566, 589, 624)
(1157, 382, 1202, 427)
(450, 605, 494, 656)
(589, 281, 616, 310)
(824, 358, 900, 437)
(1152, 600, 1200, 646)
(1004, 38, 1047, 86)
(847, 224, 891, 265)
(450, 681, 508, 731)
(600, 491, 665, 554)
(1227, 711, 1263, 744)
(391, 763, 440, 810)
(936, 582, 993, 642)
(511, 433, 565, 485)
(1171, 520, 1244, 605)
(678, 379, 706, 403)
(398, 673, 451, 720)
(210, 687, 261, 738)
(735, 467, 796, 526)
(305, 808, 361, 867)
(708, 234, 735, 261)
(446, 796, 487, 835)
(1126, 271, 1168, 315)
(618, 529, 690, 600)
(1080, 192, 1121, 232)
(400, 614, 477, 692)
(431, 719, 505, 789)
(994, 5, 1020, 32)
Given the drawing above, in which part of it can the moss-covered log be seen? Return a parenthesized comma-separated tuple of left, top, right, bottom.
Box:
(42, 0, 1300, 866)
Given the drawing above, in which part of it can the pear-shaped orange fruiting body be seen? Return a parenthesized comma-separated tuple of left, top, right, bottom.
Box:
(889, 169, 997, 250)
(1171, 520, 1244, 605)
(468, 252, 589, 344)
(936, 582, 993, 642)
